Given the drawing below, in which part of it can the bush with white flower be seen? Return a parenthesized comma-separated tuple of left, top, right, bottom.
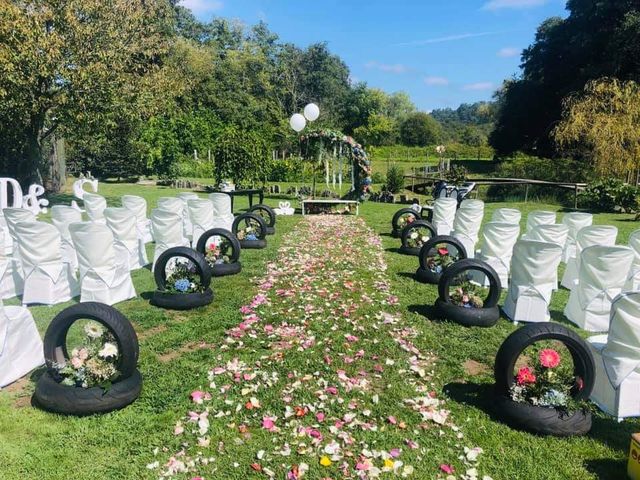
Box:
(204, 238, 232, 267)
(236, 217, 262, 241)
(164, 258, 205, 294)
(404, 225, 433, 249)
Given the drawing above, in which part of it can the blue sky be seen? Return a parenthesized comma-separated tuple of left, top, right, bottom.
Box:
(181, 0, 568, 111)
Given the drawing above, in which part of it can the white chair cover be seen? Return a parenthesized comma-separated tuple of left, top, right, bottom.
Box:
(188, 199, 215, 248)
(121, 195, 153, 243)
(51, 205, 82, 271)
(69, 222, 136, 305)
(588, 292, 640, 420)
(104, 207, 148, 270)
(82, 192, 107, 224)
(476, 222, 520, 289)
(527, 224, 569, 289)
(561, 212, 593, 263)
(3, 208, 36, 254)
(452, 199, 484, 259)
(491, 208, 521, 225)
(0, 232, 23, 300)
(157, 197, 183, 216)
(432, 197, 457, 236)
(177, 193, 199, 241)
(0, 213, 12, 255)
(503, 240, 562, 323)
(1, 208, 34, 296)
(15, 221, 79, 305)
(561, 225, 618, 290)
(0, 300, 44, 388)
(524, 210, 556, 235)
(624, 229, 640, 291)
(150, 208, 189, 270)
(209, 193, 234, 230)
(564, 245, 634, 332)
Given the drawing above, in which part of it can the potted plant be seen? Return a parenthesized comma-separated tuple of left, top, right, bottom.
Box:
(232, 213, 267, 249)
(391, 208, 421, 238)
(248, 204, 276, 235)
(195, 228, 242, 277)
(399, 220, 436, 256)
(415, 236, 467, 284)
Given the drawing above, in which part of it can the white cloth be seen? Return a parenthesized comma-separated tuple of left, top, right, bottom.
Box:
(524, 210, 556, 235)
(561, 212, 593, 263)
(3, 208, 35, 255)
(177, 193, 199, 241)
(624, 229, 640, 291)
(432, 197, 457, 236)
(188, 199, 215, 248)
(527, 224, 569, 289)
(104, 207, 148, 270)
(122, 195, 153, 244)
(476, 222, 521, 289)
(564, 245, 634, 332)
(150, 208, 189, 270)
(51, 205, 82, 271)
(69, 222, 136, 305)
(209, 193, 234, 230)
(0, 243, 22, 300)
(0, 301, 44, 388)
(561, 225, 618, 290)
(503, 240, 562, 323)
(491, 208, 521, 225)
(452, 199, 484, 259)
(82, 192, 107, 224)
(0, 214, 12, 255)
(15, 221, 79, 305)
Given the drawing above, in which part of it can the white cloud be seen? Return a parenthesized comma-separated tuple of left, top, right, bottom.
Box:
(482, 0, 549, 11)
(462, 82, 495, 91)
(395, 31, 500, 47)
(497, 47, 520, 58)
(364, 61, 410, 74)
(424, 76, 449, 86)
(180, 0, 223, 14)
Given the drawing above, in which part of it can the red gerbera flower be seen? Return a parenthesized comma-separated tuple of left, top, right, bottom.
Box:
(438, 247, 449, 256)
(539, 349, 561, 368)
(516, 367, 536, 385)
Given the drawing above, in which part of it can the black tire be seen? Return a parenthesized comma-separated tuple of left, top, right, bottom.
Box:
(415, 267, 441, 285)
(212, 261, 242, 277)
(494, 322, 595, 401)
(33, 369, 142, 416)
(232, 213, 267, 241)
(399, 220, 436, 256)
(154, 246, 212, 291)
(195, 228, 241, 264)
(418, 235, 468, 271)
(435, 297, 500, 327)
(239, 239, 267, 249)
(391, 208, 421, 237)
(265, 226, 275, 235)
(43, 302, 139, 381)
(151, 288, 213, 310)
(438, 258, 501, 309)
(399, 246, 422, 256)
(493, 394, 592, 437)
(248, 204, 276, 228)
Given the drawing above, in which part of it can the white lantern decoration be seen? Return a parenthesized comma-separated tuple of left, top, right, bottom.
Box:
(289, 113, 307, 132)
(303, 103, 320, 122)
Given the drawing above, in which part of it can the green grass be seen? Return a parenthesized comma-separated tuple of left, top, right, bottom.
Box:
(0, 181, 638, 479)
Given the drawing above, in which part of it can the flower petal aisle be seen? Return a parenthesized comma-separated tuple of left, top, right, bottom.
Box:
(149, 216, 491, 480)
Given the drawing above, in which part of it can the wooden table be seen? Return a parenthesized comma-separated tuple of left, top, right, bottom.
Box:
(210, 189, 264, 212)
(301, 199, 359, 216)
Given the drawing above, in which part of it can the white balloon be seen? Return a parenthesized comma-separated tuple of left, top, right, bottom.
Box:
(303, 103, 320, 122)
(289, 113, 306, 132)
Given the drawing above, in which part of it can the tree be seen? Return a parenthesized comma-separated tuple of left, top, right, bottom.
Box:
(213, 127, 269, 185)
(553, 78, 640, 179)
(461, 126, 486, 160)
(353, 114, 398, 146)
(399, 113, 442, 146)
(342, 85, 390, 134)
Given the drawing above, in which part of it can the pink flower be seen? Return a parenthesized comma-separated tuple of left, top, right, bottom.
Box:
(516, 367, 536, 385)
(387, 416, 397, 425)
(440, 464, 455, 474)
(190, 391, 210, 404)
(262, 416, 277, 431)
(387, 295, 399, 305)
(316, 412, 325, 422)
(438, 247, 449, 256)
(77, 348, 89, 360)
(71, 357, 84, 369)
(539, 349, 561, 368)
(325, 386, 338, 395)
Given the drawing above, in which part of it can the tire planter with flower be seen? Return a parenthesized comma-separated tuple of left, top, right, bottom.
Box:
(151, 246, 213, 310)
(415, 235, 467, 284)
(232, 213, 268, 249)
(33, 302, 142, 416)
(399, 220, 437, 256)
(195, 228, 242, 277)
(493, 322, 595, 436)
(248, 204, 276, 235)
(435, 258, 501, 327)
(391, 208, 421, 238)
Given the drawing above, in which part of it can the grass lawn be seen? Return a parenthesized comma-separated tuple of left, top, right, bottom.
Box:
(0, 180, 638, 480)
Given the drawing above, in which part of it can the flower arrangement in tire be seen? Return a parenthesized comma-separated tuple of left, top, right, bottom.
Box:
(248, 204, 276, 235)
(33, 302, 141, 416)
(415, 235, 467, 284)
(391, 208, 421, 238)
(151, 246, 213, 310)
(493, 322, 595, 436)
(195, 228, 242, 277)
(399, 220, 436, 256)
(434, 258, 502, 327)
(232, 213, 267, 249)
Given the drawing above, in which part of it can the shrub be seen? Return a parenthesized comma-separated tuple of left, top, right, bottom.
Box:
(371, 172, 386, 184)
(579, 178, 640, 213)
(385, 164, 405, 194)
(443, 165, 467, 184)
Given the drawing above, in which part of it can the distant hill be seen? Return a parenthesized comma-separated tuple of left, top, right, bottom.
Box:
(431, 101, 496, 144)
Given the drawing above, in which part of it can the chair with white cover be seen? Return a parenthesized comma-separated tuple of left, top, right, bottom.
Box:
(121, 195, 153, 243)
(3, 208, 36, 257)
(564, 245, 634, 332)
(156, 197, 189, 244)
(82, 192, 107, 224)
(527, 224, 569, 289)
(624, 229, 640, 291)
(502, 240, 562, 323)
(587, 292, 640, 421)
(0, 229, 23, 300)
(561, 212, 593, 263)
(51, 205, 82, 271)
(0, 213, 12, 255)
(69, 222, 136, 305)
(451, 199, 484, 259)
(491, 208, 521, 225)
(209, 193, 234, 230)
(188, 199, 215, 248)
(476, 222, 520, 289)
(432, 197, 457, 235)
(104, 207, 148, 270)
(524, 210, 556, 236)
(150, 208, 189, 270)
(15, 221, 79, 305)
(177, 192, 199, 241)
(0, 299, 44, 388)
(561, 225, 618, 290)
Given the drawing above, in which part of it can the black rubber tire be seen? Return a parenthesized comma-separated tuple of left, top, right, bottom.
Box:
(232, 213, 267, 241)
(399, 246, 422, 256)
(265, 226, 275, 235)
(435, 297, 500, 327)
(195, 228, 241, 264)
(33, 369, 142, 416)
(248, 204, 276, 228)
(239, 239, 267, 249)
(493, 393, 592, 437)
(43, 302, 139, 381)
(391, 208, 421, 237)
(415, 267, 441, 285)
(151, 288, 214, 310)
(494, 322, 595, 401)
(212, 261, 242, 277)
(154, 246, 212, 290)
(438, 258, 501, 309)
(418, 235, 468, 270)
(399, 220, 436, 256)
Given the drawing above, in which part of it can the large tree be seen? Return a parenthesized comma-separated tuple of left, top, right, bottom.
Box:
(399, 112, 442, 147)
